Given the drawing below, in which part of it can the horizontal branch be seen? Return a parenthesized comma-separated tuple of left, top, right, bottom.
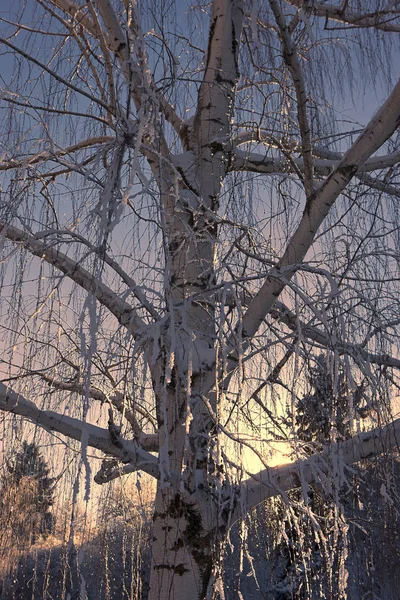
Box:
(26, 372, 158, 451)
(286, 0, 400, 33)
(0, 381, 159, 479)
(0, 136, 114, 171)
(0, 221, 147, 339)
(237, 416, 400, 518)
(232, 148, 400, 175)
(271, 301, 400, 370)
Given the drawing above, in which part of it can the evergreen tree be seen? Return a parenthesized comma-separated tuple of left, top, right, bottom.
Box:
(274, 356, 357, 599)
(0, 441, 54, 548)
(296, 355, 355, 450)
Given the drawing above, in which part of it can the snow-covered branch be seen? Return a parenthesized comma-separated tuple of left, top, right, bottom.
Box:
(270, 301, 400, 370)
(0, 136, 114, 172)
(240, 78, 400, 342)
(269, 0, 313, 197)
(232, 144, 400, 198)
(20, 372, 159, 451)
(0, 381, 159, 479)
(286, 0, 400, 34)
(0, 221, 147, 339)
(238, 416, 400, 519)
(232, 148, 400, 175)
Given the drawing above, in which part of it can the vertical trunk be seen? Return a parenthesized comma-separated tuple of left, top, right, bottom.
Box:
(148, 4, 244, 598)
(148, 483, 214, 600)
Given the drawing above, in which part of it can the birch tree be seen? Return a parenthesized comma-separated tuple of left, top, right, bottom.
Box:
(1, 1, 400, 598)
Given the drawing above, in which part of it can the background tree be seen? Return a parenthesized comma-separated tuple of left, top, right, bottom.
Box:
(272, 355, 399, 599)
(0, 1, 400, 599)
(295, 354, 360, 451)
(271, 356, 359, 598)
(6, 441, 54, 538)
(0, 440, 55, 583)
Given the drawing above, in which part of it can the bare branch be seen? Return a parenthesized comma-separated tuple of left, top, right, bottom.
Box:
(57, 229, 160, 319)
(0, 35, 110, 112)
(0, 136, 114, 171)
(49, 0, 186, 142)
(47, 0, 98, 33)
(270, 301, 400, 370)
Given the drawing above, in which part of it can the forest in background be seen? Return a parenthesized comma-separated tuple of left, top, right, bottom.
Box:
(1, 362, 399, 599)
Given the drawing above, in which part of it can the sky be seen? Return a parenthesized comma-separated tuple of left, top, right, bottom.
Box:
(1, 0, 400, 489)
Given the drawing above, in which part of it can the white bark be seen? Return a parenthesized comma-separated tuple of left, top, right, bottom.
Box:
(238, 416, 400, 518)
(240, 78, 400, 341)
(286, 0, 400, 33)
(148, 4, 244, 598)
(0, 221, 147, 339)
(1, 3, 400, 599)
(0, 382, 159, 479)
(149, 488, 213, 600)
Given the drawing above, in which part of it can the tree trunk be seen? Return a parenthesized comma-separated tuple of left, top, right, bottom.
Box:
(148, 483, 214, 600)
(147, 7, 244, 596)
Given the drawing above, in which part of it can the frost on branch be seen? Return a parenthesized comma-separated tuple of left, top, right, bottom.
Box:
(1, 1, 400, 598)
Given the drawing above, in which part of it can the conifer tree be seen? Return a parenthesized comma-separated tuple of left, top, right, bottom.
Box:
(0, 441, 54, 547)
(274, 356, 355, 599)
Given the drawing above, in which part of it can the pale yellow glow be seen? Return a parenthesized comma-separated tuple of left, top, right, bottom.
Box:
(242, 440, 292, 472)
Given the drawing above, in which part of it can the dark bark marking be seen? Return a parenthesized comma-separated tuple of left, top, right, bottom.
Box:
(168, 239, 181, 254)
(337, 163, 358, 179)
(153, 563, 189, 576)
(152, 511, 167, 521)
(176, 166, 199, 196)
(205, 17, 218, 71)
(170, 537, 185, 551)
(115, 41, 127, 56)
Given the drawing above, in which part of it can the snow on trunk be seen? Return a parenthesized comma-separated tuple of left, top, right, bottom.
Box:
(147, 4, 244, 598)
